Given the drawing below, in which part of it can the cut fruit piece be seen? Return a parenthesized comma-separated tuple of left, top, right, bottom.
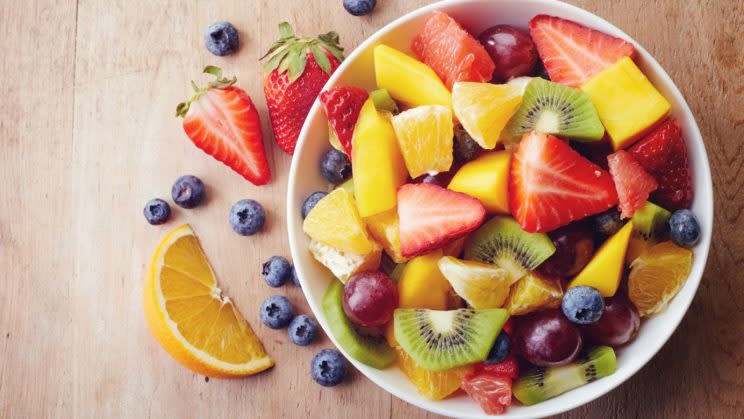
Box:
(374, 45, 452, 110)
(628, 241, 692, 316)
(461, 372, 513, 415)
(309, 239, 382, 283)
(581, 57, 671, 150)
(328, 122, 345, 154)
(452, 82, 523, 149)
(397, 250, 450, 310)
(337, 177, 355, 196)
(510, 131, 618, 233)
(504, 78, 604, 142)
(303, 188, 377, 255)
(391, 105, 454, 178)
(351, 98, 408, 217)
(569, 222, 634, 297)
(321, 280, 397, 369)
(438, 256, 518, 309)
(626, 202, 672, 264)
(396, 346, 473, 400)
(607, 150, 658, 219)
(412, 11, 495, 89)
(320, 86, 369, 157)
(398, 183, 486, 258)
(514, 346, 617, 405)
(628, 118, 693, 211)
(464, 216, 556, 281)
(442, 237, 467, 258)
(364, 208, 407, 263)
(370, 88, 399, 113)
(394, 308, 509, 371)
(144, 225, 274, 377)
(505, 272, 564, 315)
(529, 15, 635, 87)
(448, 150, 512, 214)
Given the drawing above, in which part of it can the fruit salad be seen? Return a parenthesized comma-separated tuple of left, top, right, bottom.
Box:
(302, 11, 700, 415)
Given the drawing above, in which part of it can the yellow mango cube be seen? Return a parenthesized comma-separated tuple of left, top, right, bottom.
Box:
(581, 57, 671, 150)
(569, 222, 634, 296)
(448, 151, 512, 214)
(351, 99, 408, 217)
(397, 250, 450, 310)
(374, 45, 452, 110)
(364, 208, 407, 263)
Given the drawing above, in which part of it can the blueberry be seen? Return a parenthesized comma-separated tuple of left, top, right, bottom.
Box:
(311, 349, 346, 387)
(143, 198, 171, 225)
(669, 209, 701, 248)
(288, 315, 318, 346)
(320, 149, 352, 185)
(561, 286, 605, 324)
(343, 0, 376, 16)
(230, 199, 265, 235)
(484, 331, 510, 364)
(291, 265, 301, 287)
(259, 295, 294, 329)
(262, 256, 292, 288)
(204, 21, 239, 56)
(171, 175, 206, 209)
(301, 191, 328, 219)
(592, 209, 623, 236)
(453, 125, 482, 164)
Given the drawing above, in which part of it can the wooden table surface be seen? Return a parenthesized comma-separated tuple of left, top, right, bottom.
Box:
(1, 0, 743, 417)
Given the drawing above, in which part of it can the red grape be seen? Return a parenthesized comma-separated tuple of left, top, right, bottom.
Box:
(342, 271, 398, 327)
(478, 25, 538, 82)
(582, 296, 641, 347)
(540, 222, 594, 277)
(513, 309, 583, 367)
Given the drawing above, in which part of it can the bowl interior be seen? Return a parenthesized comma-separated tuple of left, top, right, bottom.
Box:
(287, 1, 713, 417)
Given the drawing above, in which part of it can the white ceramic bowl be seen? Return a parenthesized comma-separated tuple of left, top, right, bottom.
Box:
(287, 1, 713, 417)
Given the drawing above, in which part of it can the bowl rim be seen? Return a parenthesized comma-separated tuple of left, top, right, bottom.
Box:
(287, 0, 713, 417)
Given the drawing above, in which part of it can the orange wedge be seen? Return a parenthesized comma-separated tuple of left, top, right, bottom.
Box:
(627, 241, 692, 316)
(143, 224, 274, 377)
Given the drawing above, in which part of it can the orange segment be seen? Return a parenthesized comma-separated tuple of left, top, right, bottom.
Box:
(452, 82, 523, 149)
(303, 188, 377, 254)
(391, 105, 454, 178)
(628, 241, 692, 316)
(144, 225, 274, 377)
(505, 272, 563, 315)
(396, 346, 472, 400)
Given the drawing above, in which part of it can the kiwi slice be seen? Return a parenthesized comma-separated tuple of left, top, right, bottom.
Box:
(370, 89, 398, 113)
(394, 308, 508, 371)
(504, 78, 605, 142)
(627, 201, 671, 263)
(464, 216, 556, 281)
(321, 280, 396, 369)
(514, 346, 617, 405)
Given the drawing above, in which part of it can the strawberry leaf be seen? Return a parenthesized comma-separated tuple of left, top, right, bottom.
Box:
(311, 44, 331, 74)
(278, 22, 295, 39)
(263, 47, 290, 74)
(288, 49, 307, 82)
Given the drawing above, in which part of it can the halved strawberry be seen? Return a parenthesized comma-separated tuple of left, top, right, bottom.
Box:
(474, 356, 519, 380)
(461, 372, 513, 415)
(510, 132, 618, 233)
(628, 118, 693, 210)
(177, 66, 271, 185)
(319, 86, 368, 157)
(529, 15, 635, 87)
(398, 183, 486, 258)
(607, 150, 658, 218)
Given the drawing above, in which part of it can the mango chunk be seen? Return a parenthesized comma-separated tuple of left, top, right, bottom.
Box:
(374, 45, 452, 110)
(448, 151, 511, 214)
(569, 221, 634, 296)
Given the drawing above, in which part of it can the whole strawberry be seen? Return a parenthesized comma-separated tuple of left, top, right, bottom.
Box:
(262, 23, 344, 155)
(177, 66, 271, 185)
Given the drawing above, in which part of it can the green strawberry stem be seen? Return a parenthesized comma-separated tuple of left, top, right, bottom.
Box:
(260, 22, 344, 82)
(176, 66, 237, 117)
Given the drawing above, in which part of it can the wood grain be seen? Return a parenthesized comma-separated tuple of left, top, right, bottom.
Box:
(0, 0, 742, 417)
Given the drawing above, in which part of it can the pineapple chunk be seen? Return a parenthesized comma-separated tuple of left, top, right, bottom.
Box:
(581, 57, 671, 150)
(309, 240, 382, 283)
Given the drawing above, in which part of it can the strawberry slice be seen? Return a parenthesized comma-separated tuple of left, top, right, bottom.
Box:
(398, 183, 486, 258)
(529, 15, 635, 87)
(474, 356, 520, 380)
(461, 372, 513, 415)
(607, 150, 658, 218)
(510, 132, 618, 233)
(177, 66, 271, 185)
(319, 86, 368, 157)
(628, 118, 693, 211)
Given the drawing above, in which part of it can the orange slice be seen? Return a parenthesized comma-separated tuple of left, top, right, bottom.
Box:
(628, 241, 692, 316)
(143, 224, 274, 377)
(396, 346, 472, 400)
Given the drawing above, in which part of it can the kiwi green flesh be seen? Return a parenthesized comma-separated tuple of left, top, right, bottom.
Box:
(631, 202, 672, 240)
(370, 89, 398, 113)
(464, 216, 556, 280)
(321, 280, 396, 369)
(505, 78, 605, 142)
(514, 346, 617, 406)
(394, 308, 508, 372)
